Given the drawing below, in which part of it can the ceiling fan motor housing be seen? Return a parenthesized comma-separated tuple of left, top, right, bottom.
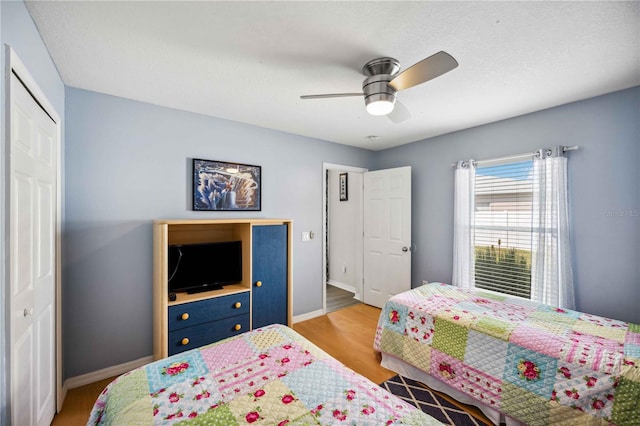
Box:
(362, 74, 397, 112)
(361, 57, 401, 114)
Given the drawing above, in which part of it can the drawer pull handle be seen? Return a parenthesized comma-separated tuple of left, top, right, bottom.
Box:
(181, 313, 190, 320)
(256, 281, 263, 287)
(234, 302, 242, 309)
(181, 337, 190, 346)
(234, 324, 242, 331)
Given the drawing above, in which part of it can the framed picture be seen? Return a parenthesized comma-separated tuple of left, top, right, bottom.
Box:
(339, 172, 348, 201)
(193, 158, 261, 211)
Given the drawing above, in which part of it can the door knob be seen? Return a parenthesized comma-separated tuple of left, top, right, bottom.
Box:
(256, 281, 262, 287)
(402, 246, 409, 252)
(23, 308, 33, 317)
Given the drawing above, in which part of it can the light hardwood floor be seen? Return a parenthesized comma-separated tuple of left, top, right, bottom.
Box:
(52, 304, 490, 425)
(295, 303, 395, 384)
(52, 375, 116, 425)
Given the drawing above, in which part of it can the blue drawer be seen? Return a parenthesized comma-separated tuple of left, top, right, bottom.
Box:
(168, 292, 250, 331)
(168, 313, 250, 356)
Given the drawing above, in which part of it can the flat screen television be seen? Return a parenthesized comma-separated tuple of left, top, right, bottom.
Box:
(168, 240, 242, 293)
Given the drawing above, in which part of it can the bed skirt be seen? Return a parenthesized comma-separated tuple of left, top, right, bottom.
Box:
(381, 352, 525, 426)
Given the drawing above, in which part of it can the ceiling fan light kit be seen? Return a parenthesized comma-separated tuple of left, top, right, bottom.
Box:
(300, 51, 458, 120)
(366, 96, 395, 116)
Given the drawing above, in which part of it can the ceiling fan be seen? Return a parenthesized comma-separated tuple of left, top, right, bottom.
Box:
(300, 51, 458, 123)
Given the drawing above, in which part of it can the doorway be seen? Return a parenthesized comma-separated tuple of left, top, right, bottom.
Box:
(322, 164, 413, 313)
(322, 164, 366, 313)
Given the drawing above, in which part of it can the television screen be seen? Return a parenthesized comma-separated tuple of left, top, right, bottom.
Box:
(168, 240, 242, 293)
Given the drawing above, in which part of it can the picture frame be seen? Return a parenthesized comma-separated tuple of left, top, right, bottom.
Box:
(339, 172, 348, 201)
(193, 158, 261, 211)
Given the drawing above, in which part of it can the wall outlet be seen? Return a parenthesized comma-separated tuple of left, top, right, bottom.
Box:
(301, 231, 311, 242)
(422, 280, 429, 285)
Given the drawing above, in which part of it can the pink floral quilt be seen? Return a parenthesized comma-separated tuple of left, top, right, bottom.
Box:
(374, 282, 640, 425)
(88, 324, 441, 425)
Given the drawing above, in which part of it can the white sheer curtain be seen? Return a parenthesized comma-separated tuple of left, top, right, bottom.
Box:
(531, 147, 575, 309)
(452, 160, 476, 290)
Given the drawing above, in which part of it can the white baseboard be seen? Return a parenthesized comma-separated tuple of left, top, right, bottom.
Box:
(58, 382, 68, 413)
(327, 280, 356, 294)
(64, 355, 154, 390)
(292, 309, 324, 323)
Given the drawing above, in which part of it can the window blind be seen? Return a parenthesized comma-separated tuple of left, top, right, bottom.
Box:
(474, 160, 533, 298)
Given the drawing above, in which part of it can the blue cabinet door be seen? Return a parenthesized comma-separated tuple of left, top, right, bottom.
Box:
(252, 225, 288, 328)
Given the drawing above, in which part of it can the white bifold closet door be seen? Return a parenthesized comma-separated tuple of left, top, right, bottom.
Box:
(9, 71, 57, 426)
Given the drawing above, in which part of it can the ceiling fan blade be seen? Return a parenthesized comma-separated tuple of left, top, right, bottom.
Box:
(388, 51, 458, 91)
(387, 100, 411, 124)
(300, 93, 363, 99)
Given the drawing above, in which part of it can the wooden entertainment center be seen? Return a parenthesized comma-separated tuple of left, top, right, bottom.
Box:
(153, 219, 292, 359)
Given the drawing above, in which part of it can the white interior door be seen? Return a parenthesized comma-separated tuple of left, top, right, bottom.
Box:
(363, 166, 412, 308)
(9, 72, 57, 426)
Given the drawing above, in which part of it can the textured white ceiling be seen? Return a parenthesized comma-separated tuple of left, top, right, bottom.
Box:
(25, 1, 640, 151)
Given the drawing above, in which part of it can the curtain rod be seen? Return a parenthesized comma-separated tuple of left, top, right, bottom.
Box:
(450, 145, 579, 168)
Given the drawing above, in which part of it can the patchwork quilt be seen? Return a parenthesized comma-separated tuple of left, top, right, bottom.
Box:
(374, 282, 640, 425)
(88, 324, 441, 425)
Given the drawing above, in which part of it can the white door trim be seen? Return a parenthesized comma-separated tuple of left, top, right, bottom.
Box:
(321, 163, 367, 314)
(5, 46, 64, 413)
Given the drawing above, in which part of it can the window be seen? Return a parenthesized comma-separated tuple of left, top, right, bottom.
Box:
(474, 160, 533, 298)
(453, 146, 575, 309)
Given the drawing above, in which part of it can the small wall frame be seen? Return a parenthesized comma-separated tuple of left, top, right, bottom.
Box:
(339, 172, 348, 201)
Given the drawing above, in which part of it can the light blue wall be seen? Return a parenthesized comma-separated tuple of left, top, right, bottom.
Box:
(373, 87, 640, 325)
(1, 1, 65, 423)
(64, 88, 373, 378)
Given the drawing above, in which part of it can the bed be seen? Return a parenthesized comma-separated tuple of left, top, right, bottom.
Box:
(374, 282, 640, 426)
(88, 323, 442, 425)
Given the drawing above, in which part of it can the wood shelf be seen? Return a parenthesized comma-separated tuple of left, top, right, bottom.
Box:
(168, 285, 250, 306)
